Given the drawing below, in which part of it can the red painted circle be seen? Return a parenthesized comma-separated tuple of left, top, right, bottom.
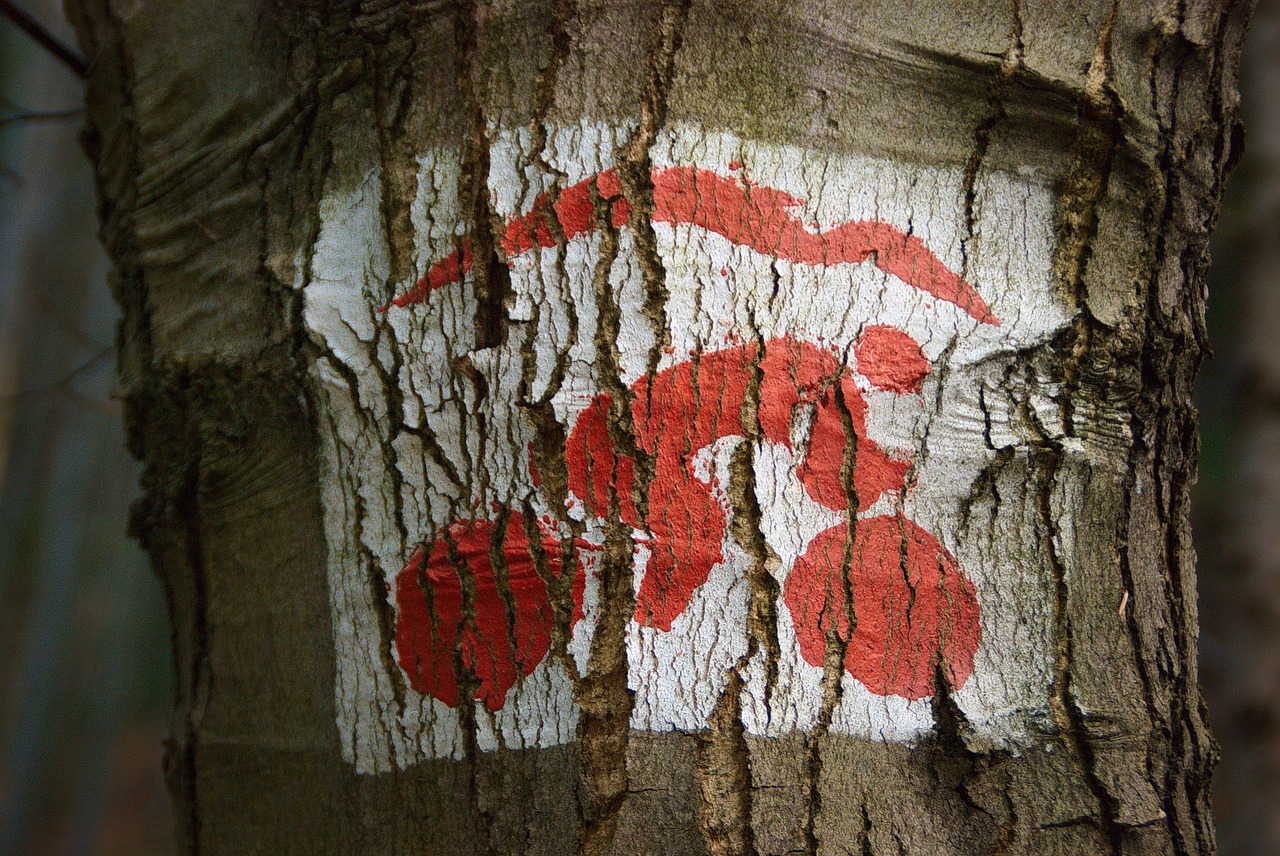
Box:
(783, 514, 980, 699)
(393, 513, 582, 710)
(855, 325, 931, 393)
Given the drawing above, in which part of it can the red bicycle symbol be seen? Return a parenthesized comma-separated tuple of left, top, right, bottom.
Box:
(389, 164, 991, 713)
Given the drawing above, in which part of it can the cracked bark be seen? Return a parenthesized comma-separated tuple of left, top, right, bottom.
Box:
(67, 0, 1251, 854)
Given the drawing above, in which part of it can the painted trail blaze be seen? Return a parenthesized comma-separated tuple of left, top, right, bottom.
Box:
(387, 164, 998, 327)
(309, 127, 1072, 770)
(389, 163, 990, 714)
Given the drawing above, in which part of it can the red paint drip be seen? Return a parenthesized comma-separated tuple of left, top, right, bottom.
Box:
(385, 165, 997, 326)
(855, 325, 932, 393)
(784, 514, 980, 699)
(392, 513, 584, 710)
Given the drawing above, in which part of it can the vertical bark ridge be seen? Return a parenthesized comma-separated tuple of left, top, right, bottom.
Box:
(575, 193, 638, 856)
(615, 0, 690, 391)
(485, 507, 531, 731)
(575, 6, 693, 851)
(455, 1, 508, 357)
(694, 672, 755, 856)
(958, 0, 1025, 282)
(519, 0, 587, 684)
(367, 31, 423, 618)
(528, 0, 579, 179)
(1036, 447, 1124, 851)
(371, 29, 421, 290)
(800, 375, 864, 855)
(465, 0, 514, 764)
(1125, 1, 1250, 851)
(1040, 4, 1130, 847)
(440, 518, 503, 856)
(446, 13, 508, 833)
(690, 332, 776, 856)
(737, 335, 782, 706)
(1052, 0, 1122, 307)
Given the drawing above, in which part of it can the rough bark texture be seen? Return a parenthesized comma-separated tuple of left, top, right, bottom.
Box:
(67, 1, 1251, 854)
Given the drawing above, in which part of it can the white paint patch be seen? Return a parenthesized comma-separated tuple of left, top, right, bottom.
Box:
(306, 121, 1070, 772)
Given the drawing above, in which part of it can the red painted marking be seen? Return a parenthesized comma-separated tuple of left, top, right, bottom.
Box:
(385, 171, 628, 310)
(393, 513, 584, 710)
(397, 333, 980, 704)
(386, 165, 998, 326)
(387, 243, 475, 309)
(855, 325, 931, 393)
(564, 336, 909, 631)
(383, 161, 995, 706)
(650, 167, 997, 324)
(528, 443, 542, 490)
(784, 514, 980, 699)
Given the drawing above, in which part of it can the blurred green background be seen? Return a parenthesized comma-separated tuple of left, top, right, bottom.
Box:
(1, 1, 1277, 854)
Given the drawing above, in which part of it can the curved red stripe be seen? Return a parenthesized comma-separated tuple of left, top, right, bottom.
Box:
(650, 167, 997, 325)
(386, 165, 997, 326)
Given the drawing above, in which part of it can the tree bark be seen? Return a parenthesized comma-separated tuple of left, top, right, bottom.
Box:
(67, 1, 1251, 854)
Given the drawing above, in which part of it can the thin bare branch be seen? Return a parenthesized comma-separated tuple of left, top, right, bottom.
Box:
(0, 107, 83, 129)
(0, 0, 88, 79)
(0, 347, 114, 403)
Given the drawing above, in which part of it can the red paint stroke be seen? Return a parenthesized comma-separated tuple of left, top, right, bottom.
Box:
(386, 171, 628, 309)
(393, 513, 584, 710)
(784, 514, 980, 699)
(650, 167, 996, 325)
(388, 242, 475, 308)
(386, 166, 998, 326)
(564, 336, 909, 631)
(383, 156, 998, 704)
(393, 335, 983, 706)
(855, 325, 932, 393)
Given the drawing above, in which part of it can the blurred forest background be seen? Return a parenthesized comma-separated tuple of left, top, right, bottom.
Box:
(0, 2, 1276, 854)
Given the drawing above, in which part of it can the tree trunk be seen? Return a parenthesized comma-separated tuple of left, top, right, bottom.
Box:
(66, 1, 1251, 853)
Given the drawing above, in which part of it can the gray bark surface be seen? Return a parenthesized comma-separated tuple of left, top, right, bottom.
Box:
(67, 1, 1251, 854)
